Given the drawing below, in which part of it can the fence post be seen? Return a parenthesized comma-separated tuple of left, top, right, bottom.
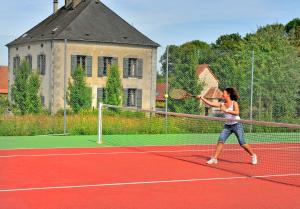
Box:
(64, 38, 67, 135)
(98, 102, 103, 144)
(250, 50, 255, 132)
(165, 46, 169, 135)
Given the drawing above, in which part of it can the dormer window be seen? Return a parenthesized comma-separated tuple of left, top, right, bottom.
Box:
(52, 27, 59, 34)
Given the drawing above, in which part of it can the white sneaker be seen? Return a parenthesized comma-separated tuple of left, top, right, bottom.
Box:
(251, 154, 257, 165)
(206, 157, 218, 164)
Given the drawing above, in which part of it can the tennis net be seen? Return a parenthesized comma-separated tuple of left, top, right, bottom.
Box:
(98, 104, 300, 187)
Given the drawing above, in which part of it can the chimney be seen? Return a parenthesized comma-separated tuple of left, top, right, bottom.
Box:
(65, 0, 82, 9)
(53, 0, 58, 13)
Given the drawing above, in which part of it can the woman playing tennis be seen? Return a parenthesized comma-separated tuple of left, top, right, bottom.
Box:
(197, 87, 257, 165)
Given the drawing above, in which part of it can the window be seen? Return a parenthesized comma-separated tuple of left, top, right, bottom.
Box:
(98, 56, 118, 77)
(13, 56, 20, 75)
(97, 88, 106, 104)
(71, 55, 92, 77)
(103, 57, 112, 76)
(77, 55, 86, 69)
(25, 55, 32, 72)
(123, 88, 142, 108)
(123, 58, 143, 79)
(37, 54, 46, 75)
(128, 58, 137, 77)
(128, 89, 136, 107)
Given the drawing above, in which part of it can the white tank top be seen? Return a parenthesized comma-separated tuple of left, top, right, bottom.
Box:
(223, 102, 240, 125)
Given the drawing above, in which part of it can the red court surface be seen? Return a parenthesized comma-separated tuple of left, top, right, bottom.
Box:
(0, 144, 300, 209)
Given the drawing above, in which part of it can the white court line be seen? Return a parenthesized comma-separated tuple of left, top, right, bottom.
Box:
(0, 146, 299, 158)
(0, 173, 299, 193)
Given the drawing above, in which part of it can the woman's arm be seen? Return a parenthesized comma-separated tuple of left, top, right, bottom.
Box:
(197, 96, 221, 108)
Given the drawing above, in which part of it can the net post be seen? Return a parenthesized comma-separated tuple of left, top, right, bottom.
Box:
(97, 102, 103, 144)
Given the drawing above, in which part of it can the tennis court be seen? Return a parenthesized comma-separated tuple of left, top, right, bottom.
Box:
(0, 132, 299, 209)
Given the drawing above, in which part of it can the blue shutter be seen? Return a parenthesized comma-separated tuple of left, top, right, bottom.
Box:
(41, 55, 46, 75)
(98, 57, 105, 77)
(97, 88, 104, 104)
(137, 58, 143, 79)
(123, 89, 128, 107)
(86, 56, 92, 77)
(71, 55, 77, 75)
(29, 55, 32, 73)
(123, 58, 129, 78)
(40, 96, 45, 106)
(136, 89, 142, 109)
(13, 57, 16, 75)
(37, 55, 41, 74)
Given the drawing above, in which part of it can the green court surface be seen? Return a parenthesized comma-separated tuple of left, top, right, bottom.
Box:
(0, 133, 298, 149)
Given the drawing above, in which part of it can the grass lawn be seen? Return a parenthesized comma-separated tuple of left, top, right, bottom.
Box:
(0, 133, 298, 149)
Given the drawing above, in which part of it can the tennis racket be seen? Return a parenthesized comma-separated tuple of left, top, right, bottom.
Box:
(169, 89, 198, 100)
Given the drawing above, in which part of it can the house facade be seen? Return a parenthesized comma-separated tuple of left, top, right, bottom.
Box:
(196, 64, 223, 115)
(7, 0, 159, 113)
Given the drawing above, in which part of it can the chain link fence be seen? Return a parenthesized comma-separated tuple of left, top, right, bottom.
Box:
(157, 45, 300, 127)
(1, 44, 300, 136)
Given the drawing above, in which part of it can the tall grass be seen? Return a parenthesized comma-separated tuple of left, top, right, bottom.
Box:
(0, 110, 298, 136)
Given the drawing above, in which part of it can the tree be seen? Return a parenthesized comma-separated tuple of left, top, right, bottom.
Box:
(105, 64, 122, 105)
(160, 41, 212, 78)
(0, 95, 9, 115)
(210, 24, 300, 121)
(285, 18, 300, 117)
(168, 48, 204, 114)
(209, 46, 251, 117)
(207, 24, 300, 121)
(159, 45, 181, 77)
(11, 60, 31, 114)
(285, 18, 300, 56)
(181, 40, 210, 51)
(247, 24, 300, 121)
(213, 33, 243, 50)
(68, 65, 92, 113)
(25, 73, 42, 113)
(285, 18, 300, 33)
(11, 60, 43, 114)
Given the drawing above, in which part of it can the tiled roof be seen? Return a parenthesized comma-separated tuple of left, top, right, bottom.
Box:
(196, 64, 219, 82)
(7, 0, 159, 47)
(0, 66, 8, 94)
(156, 83, 167, 101)
(196, 64, 209, 75)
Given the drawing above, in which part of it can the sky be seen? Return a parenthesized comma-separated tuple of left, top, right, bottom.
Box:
(0, 0, 300, 65)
